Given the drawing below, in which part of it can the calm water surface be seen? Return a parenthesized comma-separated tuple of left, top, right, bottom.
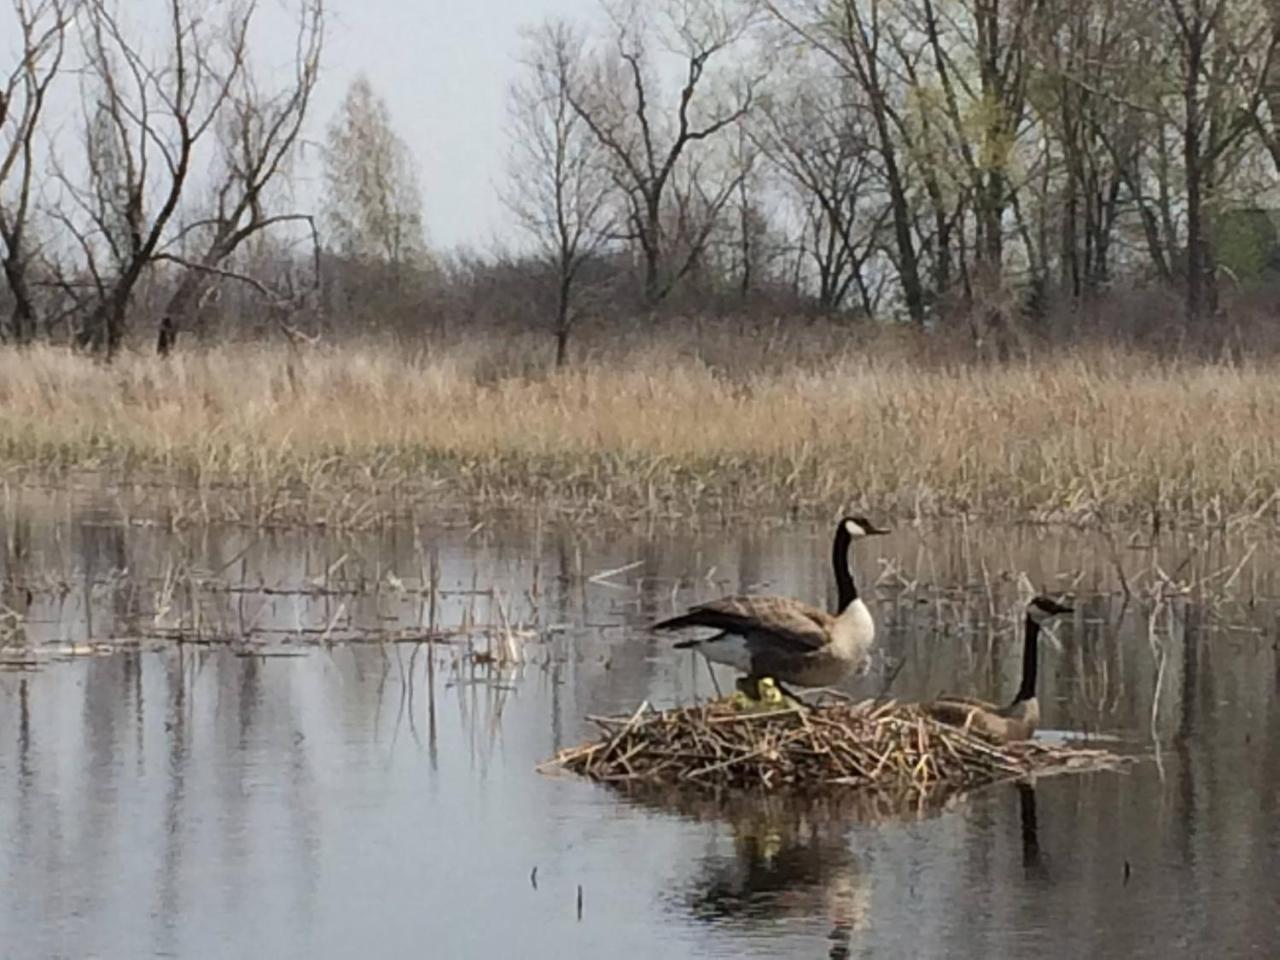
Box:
(0, 495, 1277, 958)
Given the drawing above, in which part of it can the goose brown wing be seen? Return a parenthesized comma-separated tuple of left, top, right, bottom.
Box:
(924, 695, 1004, 731)
(653, 595, 832, 651)
(930, 694, 1000, 712)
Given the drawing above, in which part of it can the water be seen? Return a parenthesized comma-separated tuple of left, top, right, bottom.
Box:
(0, 494, 1277, 958)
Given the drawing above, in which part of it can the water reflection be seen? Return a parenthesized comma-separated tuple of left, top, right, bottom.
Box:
(658, 781, 1057, 958)
(1016, 783, 1047, 882)
(672, 795, 872, 958)
(0, 493, 1278, 957)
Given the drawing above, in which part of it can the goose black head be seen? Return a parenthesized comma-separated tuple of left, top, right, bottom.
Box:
(840, 515, 890, 539)
(1027, 595, 1073, 623)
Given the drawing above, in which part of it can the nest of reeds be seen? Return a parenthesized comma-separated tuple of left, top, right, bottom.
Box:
(542, 698, 1128, 795)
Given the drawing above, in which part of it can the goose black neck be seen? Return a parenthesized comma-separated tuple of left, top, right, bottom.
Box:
(833, 524, 856, 612)
(1014, 616, 1040, 703)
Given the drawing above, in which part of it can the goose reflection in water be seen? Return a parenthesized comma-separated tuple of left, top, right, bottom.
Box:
(654, 789, 956, 958)
(655, 780, 1054, 957)
(1018, 782, 1050, 884)
(686, 803, 865, 926)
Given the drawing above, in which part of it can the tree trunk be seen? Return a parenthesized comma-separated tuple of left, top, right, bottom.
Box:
(156, 316, 177, 356)
(818, 266, 836, 311)
(873, 114, 925, 323)
(1088, 175, 1121, 293)
(1, 255, 36, 344)
(1182, 34, 1212, 325)
(979, 173, 1004, 271)
(975, 0, 1013, 277)
(738, 176, 752, 299)
(78, 282, 131, 358)
(1062, 184, 1081, 299)
(156, 222, 244, 352)
(158, 270, 207, 352)
(554, 270, 572, 369)
(852, 26, 925, 324)
(1061, 118, 1083, 299)
(815, 217, 840, 311)
(934, 205, 952, 298)
(555, 323, 569, 369)
(854, 269, 874, 318)
(641, 195, 662, 305)
(106, 294, 127, 357)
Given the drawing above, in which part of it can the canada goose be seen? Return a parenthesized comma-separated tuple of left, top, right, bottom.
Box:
(652, 516, 889, 700)
(924, 595, 1073, 743)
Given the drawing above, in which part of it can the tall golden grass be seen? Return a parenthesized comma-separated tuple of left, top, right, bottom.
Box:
(0, 332, 1276, 526)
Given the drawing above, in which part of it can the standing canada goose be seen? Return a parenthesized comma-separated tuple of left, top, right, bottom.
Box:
(923, 595, 1073, 743)
(652, 516, 889, 700)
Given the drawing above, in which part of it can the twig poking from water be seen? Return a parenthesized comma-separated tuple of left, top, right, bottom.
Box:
(703, 657, 723, 700)
(1149, 622, 1166, 745)
(874, 656, 907, 702)
(317, 602, 347, 646)
(588, 560, 643, 587)
(492, 589, 519, 664)
(1211, 543, 1257, 597)
(1104, 531, 1133, 600)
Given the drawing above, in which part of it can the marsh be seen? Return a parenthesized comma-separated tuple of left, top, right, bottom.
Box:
(0, 495, 1276, 958)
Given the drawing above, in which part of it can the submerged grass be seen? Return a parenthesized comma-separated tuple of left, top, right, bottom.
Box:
(0, 332, 1278, 526)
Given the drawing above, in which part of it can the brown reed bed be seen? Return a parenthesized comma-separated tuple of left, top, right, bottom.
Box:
(2, 332, 1279, 527)
(542, 698, 1129, 795)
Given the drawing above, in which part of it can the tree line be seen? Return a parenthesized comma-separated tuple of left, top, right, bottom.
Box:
(3, 0, 1279, 361)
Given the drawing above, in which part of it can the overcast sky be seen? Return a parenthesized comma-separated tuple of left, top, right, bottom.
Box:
(311, 0, 604, 252)
(0, 1, 632, 254)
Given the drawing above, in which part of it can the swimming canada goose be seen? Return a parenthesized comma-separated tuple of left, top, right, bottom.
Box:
(652, 516, 889, 701)
(923, 595, 1073, 743)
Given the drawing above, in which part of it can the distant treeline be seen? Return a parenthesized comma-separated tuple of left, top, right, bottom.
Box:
(3, 1, 1280, 362)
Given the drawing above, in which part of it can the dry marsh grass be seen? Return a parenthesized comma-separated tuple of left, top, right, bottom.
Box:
(0, 331, 1277, 527)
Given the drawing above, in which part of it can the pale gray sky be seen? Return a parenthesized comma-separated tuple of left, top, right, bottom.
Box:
(0, 1, 619, 253)
(314, 0, 604, 252)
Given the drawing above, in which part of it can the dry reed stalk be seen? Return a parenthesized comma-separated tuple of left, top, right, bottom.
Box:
(0, 338, 1277, 526)
(541, 698, 1127, 795)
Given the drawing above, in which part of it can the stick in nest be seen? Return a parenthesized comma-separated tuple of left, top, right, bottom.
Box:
(544, 699, 1130, 797)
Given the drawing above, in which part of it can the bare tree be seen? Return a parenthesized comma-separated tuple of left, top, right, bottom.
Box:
(0, 0, 73, 342)
(504, 19, 616, 367)
(903, 0, 1042, 282)
(722, 122, 774, 298)
(1025, 4, 1144, 299)
(1160, 0, 1277, 323)
(52, 0, 256, 355)
(568, 0, 759, 305)
(1019, 2, 1180, 294)
(754, 68, 886, 312)
(765, 0, 927, 324)
(1255, 4, 1280, 172)
(156, 0, 323, 353)
(40, 0, 321, 355)
(321, 74, 426, 274)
